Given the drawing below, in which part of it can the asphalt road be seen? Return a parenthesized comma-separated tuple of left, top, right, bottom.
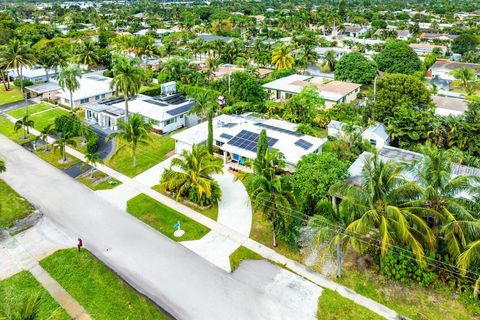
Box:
(0, 134, 320, 320)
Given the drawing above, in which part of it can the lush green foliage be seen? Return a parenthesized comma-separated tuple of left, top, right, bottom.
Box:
(334, 52, 378, 84)
(375, 40, 422, 75)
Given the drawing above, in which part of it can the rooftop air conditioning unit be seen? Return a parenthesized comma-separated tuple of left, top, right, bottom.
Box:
(161, 81, 176, 96)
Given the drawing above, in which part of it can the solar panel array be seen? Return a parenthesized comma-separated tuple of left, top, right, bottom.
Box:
(223, 123, 238, 128)
(227, 130, 278, 152)
(166, 102, 195, 116)
(255, 123, 303, 137)
(294, 139, 313, 150)
(219, 133, 233, 140)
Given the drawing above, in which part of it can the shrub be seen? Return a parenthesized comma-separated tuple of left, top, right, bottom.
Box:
(86, 129, 99, 153)
(381, 249, 436, 287)
(54, 114, 80, 135)
(13, 79, 33, 87)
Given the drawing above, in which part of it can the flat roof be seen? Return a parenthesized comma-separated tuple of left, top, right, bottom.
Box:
(26, 82, 61, 94)
(57, 73, 113, 101)
(263, 74, 361, 101)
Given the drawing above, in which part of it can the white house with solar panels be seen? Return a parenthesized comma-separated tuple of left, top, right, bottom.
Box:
(83, 91, 198, 133)
(172, 113, 327, 171)
(57, 73, 115, 107)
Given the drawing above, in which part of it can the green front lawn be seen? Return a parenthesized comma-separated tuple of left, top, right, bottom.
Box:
(317, 289, 384, 320)
(40, 249, 170, 320)
(152, 184, 219, 221)
(0, 85, 23, 106)
(106, 132, 175, 177)
(0, 271, 69, 320)
(229, 246, 263, 272)
(0, 179, 33, 229)
(7, 103, 53, 119)
(34, 146, 80, 170)
(127, 194, 210, 241)
(0, 117, 37, 144)
(76, 170, 122, 191)
(30, 108, 70, 131)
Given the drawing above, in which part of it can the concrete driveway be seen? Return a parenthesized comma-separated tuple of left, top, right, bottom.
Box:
(0, 134, 322, 320)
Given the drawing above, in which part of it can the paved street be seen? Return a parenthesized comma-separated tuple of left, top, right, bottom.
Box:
(0, 135, 322, 320)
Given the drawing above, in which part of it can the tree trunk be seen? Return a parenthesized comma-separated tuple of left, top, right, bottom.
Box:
(124, 93, 129, 119)
(207, 111, 213, 154)
(272, 223, 277, 247)
(63, 147, 67, 162)
(69, 90, 74, 112)
(336, 240, 342, 278)
(133, 146, 137, 168)
(45, 69, 49, 82)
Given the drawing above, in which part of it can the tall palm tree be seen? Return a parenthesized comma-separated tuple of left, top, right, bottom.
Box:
(37, 50, 54, 82)
(271, 43, 295, 70)
(410, 144, 480, 259)
(1, 39, 36, 115)
(296, 45, 319, 74)
(110, 55, 144, 118)
(188, 90, 216, 154)
(1, 40, 36, 93)
(74, 40, 100, 70)
(53, 132, 77, 162)
(57, 65, 82, 111)
(107, 113, 152, 168)
(48, 46, 69, 78)
(250, 173, 297, 247)
(81, 151, 103, 178)
(339, 153, 435, 262)
(14, 115, 34, 139)
(204, 57, 219, 80)
(39, 123, 55, 152)
(160, 144, 223, 207)
(321, 50, 337, 72)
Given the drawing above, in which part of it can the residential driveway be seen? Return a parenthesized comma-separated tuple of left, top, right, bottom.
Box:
(0, 99, 35, 111)
(132, 155, 176, 187)
(96, 183, 141, 210)
(0, 135, 322, 320)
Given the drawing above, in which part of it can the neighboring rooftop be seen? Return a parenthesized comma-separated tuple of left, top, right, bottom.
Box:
(432, 95, 468, 116)
(25, 82, 61, 94)
(430, 61, 480, 71)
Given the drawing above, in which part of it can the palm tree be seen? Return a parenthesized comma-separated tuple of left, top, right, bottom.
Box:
(339, 153, 435, 262)
(39, 123, 55, 152)
(107, 113, 152, 168)
(110, 55, 144, 118)
(321, 50, 337, 72)
(81, 151, 103, 178)
(53, 132, 77, 162)
(250, 173, 297, 247)
(410, 144, 480, 260)
(48, 46, 69, 78)
(1, 293, 42, 320)
(74, 40, 100, 70)
(204, 57, 219, 80)
(14, 115, 34, 139)
(188, 90, 216, 154)
(1, 40, 36, 93)
(271, 43, 295, 70)
(57, 65, 82, 111)
(451, 67, 476, 89)
(160, 144, 223, 206)
(296, 45, 319, 74)
(37, 50, 54, 82)
(457, 240, 480, 298)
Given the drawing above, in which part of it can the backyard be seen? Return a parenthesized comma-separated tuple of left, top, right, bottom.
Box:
(0, 271, 69, 320)
(106, 132, 175, 177)
(0, 179, 33, 229)
(40, 249, 170, 320)
(0, 85, 23, 106)
(30, 108, 70, 131)
(127, 193, 210, 241)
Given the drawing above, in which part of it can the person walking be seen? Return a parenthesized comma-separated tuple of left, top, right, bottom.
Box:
(77, 238, 83, 252)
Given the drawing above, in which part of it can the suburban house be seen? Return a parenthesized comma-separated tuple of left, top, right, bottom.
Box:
(348, 146, 480, 186)
(409, 43, 447, 55)
(360, 123, 390, 150)
(196, 34, 233, 43)
(374, 29, 410, 40)
(420, 33, 458, 41)
(341, 25, 370, 37)
(84, 84, 198, 133)
(428, 61, 480, 81)
(172, 113, 327, 172)
(8, 66, 58, 83)
(133, 28, 172, 37)
(57, 73, 115, 107)
(25, 82, 61, 100)
(200, 64, 273, 80)
(262, 74, 361, 107)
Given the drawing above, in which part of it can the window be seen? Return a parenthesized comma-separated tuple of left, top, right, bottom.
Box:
(95, 95, 100, 100)
(165, 117, 177, 126)
(369, 139, 377, 146)
(215, 141, 224, 147)
(101, 94, 106, 99)
(80, 98, 90, 104)
(64, 99, 70, 104)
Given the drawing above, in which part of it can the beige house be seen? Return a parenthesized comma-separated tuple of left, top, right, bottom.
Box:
(262, 74, 361, 107)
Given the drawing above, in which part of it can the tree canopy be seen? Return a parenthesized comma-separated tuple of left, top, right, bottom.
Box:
(334, 52, 378, 84)
(375, 40, 422, 75)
